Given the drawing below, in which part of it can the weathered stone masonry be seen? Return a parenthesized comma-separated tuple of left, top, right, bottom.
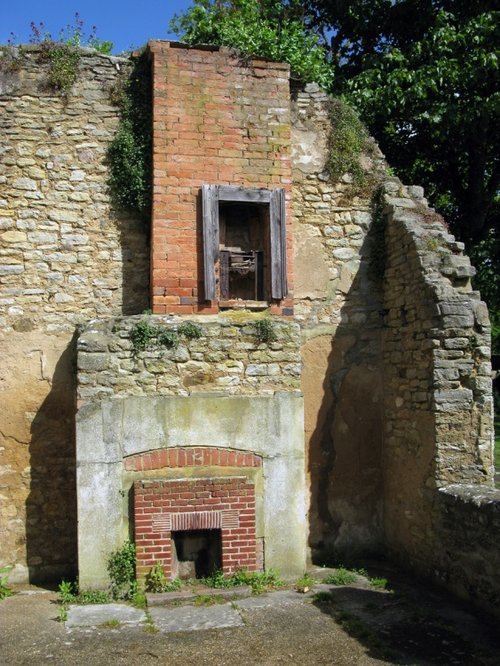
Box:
(0, 45, 148, 582)
(1, 42, 499, 618)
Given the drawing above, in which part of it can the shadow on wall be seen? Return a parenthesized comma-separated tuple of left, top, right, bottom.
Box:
(117, 212, 150, 315)
(306, 204, 385, 564)
(27, 333, 78, 583)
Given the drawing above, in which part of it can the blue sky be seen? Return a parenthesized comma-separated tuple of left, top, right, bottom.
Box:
(0, 1, 193, 53)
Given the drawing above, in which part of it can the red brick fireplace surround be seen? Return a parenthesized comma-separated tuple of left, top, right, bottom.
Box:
(149, 41, 294, 315)
(134, 476, 258, 579)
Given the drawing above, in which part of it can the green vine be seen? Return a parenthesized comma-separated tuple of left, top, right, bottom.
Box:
(326, 99, 369, 185)
(108, 50, 152, 224)
(130, 320, 203, 354)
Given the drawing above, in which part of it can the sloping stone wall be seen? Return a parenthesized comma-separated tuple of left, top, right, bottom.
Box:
(381, 181, 499, 618)
(0, 46, 149, 581)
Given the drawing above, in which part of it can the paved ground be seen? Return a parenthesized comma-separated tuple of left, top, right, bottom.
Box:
(1, 565, 499, 665)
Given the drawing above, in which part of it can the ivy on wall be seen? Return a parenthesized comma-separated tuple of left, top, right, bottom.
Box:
(108, 50, 152, 224)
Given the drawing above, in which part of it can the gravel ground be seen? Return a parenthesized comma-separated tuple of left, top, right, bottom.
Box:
(1, 565, 499, 666)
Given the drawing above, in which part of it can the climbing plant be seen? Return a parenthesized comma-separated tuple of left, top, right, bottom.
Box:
(108, 50, 152, 223)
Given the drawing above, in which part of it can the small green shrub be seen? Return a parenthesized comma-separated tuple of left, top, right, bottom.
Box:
(369, 577, 388, 590)
(157, 329, 179, 349)
(295, 572, 316, 590)
(200, 569, 284, 595)
(253, 318, 277, 344)
(43, 43, 80, 93)
(107, 540, 136, 600)
(178, 322, 202, 339)
(145, 563, 182, 593)
(131, 320, 157, 352)
(57, 580, 111, 606)
(324, 567, 357, 586)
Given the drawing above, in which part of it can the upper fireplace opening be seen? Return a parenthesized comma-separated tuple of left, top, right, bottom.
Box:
(202, 185, 287, 305)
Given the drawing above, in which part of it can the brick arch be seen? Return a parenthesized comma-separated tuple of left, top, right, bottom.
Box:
(124, 447, 262, 472)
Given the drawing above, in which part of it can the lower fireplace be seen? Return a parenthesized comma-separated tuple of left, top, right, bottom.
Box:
(134, 477, 259, 579)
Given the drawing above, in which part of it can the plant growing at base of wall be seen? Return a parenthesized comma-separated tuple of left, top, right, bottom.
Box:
(107, 540, 137, 600)
(0, 566, 13, 600)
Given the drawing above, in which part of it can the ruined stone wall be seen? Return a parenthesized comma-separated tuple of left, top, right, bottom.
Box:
(381, 181, 499, 618)
(77, 315, 301, 402)
(0, 46, 149, 581)
(291, 84, 387, 559)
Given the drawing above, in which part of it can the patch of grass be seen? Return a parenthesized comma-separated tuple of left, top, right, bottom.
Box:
(370, 577, 388, 590)
(0, 567, 13, 601)
(313, 591, 334, 604)
(193, 594, 226, 606)
(324, 567, 357, 586)
(295, 572, 316, 591)
(199, 569, 284, 595)
(101, 618, 121, 629)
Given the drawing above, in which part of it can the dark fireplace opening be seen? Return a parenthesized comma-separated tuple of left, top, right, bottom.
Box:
(171, 529, 222, 579)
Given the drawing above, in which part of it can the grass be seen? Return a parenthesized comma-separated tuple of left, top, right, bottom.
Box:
(324, 567, 358, 586)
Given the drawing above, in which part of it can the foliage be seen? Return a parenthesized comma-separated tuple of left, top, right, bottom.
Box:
(0, 566, 13, 600)
(107, 540, 136, 600)
(295, 572, 316, 591)
(157, 329, 179, 349)
(469, 228, 500, 355)
(145, 563, 182, 593)
(41, 43, 81, 93)
(370, 577, 388, 590)
(200, 568, 284, 594)
(130, 319, 203, 353)
(343, 6, 500, 247)
(178, 322, 203, 339)
(324, 567, 357, 586)
(131, 320, 157, 352)
(57, 580, 111, 606)
(29, 13, 113, 53)
(253, 318, 278, 344)
(26, 13, 113, 94)
(326, 99, 369, 184)
(108, 50, 152, 223)
(193, 593, 226, 605)
(170, 0, 332, 89)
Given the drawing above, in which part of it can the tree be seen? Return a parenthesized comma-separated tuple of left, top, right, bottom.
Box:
(171, 0, 499, 250)
(323, 3, 500, 246)
(170, 0, 332, 89)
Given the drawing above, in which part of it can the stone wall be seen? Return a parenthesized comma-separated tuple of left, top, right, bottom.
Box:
(381, 181, 499, 618)
(77, 315, 301, 402)
(0, 46, 149, 581)
(291, 83, 387, 559)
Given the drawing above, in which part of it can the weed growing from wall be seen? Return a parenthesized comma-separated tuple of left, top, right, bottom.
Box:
(107, 540, 136, 600)
(27, 14, 113, 95)
(326, 99, 369, 185)
(253, 318, 278, 344)
(108, 50, 152, 224)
